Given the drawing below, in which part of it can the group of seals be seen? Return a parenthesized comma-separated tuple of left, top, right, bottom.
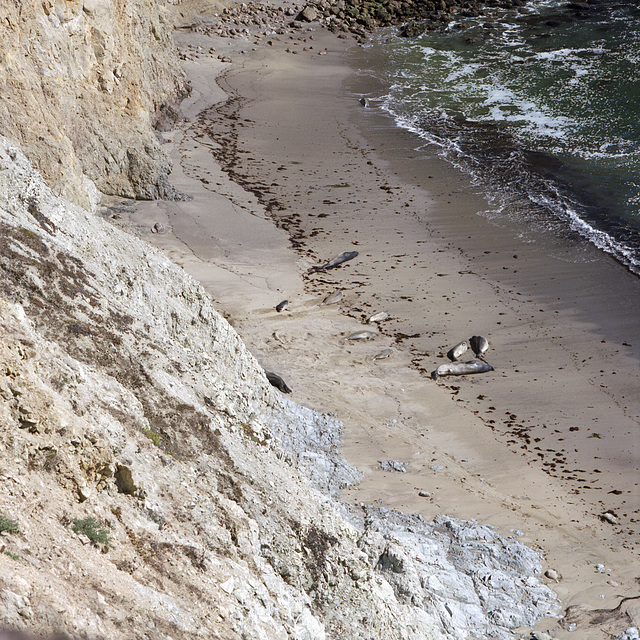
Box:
(266, 249, 360, 394)
(446, 335, 489, 362)
(432, 334, 493, 381)
(267, 248, 493, 391)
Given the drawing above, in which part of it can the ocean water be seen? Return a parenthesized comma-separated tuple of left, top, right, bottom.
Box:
(364, 0, 640, 273)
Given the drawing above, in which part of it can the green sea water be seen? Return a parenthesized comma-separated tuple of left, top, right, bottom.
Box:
(364, 0, 640, 272)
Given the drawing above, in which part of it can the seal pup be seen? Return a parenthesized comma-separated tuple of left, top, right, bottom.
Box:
(316, 250, 358, 270)
(446, 340, 469, 361)
(275, 299, 289, 312)
(320, 290, 342, 305)
(430, 359, 493, 381)
(372, 348, 392, 361)
(265, 371, 292, 394)
(469, 335, 489, 359)
(366, 310, 390, 324)
(345, 330, 377, 340)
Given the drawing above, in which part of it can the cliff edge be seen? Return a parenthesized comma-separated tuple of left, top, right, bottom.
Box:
(0, 0, 188, 210)
(0, 2, 559, 639)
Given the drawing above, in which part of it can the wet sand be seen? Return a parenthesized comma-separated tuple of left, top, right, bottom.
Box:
(109, 19, 640, 639)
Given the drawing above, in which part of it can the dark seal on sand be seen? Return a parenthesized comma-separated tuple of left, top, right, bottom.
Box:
(470, 335, 489, 359)
(265, 371, 292, 393)
(316, 250, 358, 270)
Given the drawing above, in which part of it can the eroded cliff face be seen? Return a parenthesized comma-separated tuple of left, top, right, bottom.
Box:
(0, 0, 188, 210)
(0, 136, 558, 640)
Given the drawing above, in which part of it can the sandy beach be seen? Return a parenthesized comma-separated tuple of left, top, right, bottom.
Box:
(105, 13, 640, 638)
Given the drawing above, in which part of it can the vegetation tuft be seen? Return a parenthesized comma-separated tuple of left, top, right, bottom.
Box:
(72, 516, 112, 549)
(142, 427, 161, 446)
(0, 514, 19, 534)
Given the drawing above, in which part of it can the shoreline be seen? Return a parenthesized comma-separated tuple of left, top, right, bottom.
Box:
(111, 16, 640, 639)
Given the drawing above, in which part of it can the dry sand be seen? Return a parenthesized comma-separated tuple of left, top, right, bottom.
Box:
(105, 19, 640, 639)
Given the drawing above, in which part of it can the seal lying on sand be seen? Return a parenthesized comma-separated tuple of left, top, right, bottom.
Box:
(276, 299, 289, 312)
(372, 348, 392, 361)
(316, 250, 358, 270)
(431, 359, 493, 381)
(470, 335, 489, 359)
(447, 340, 469, 361)
(321, 290, 342, 305)
(265, 371, 292, 393)
(366, 310, 390, 324)
(345, 330, 377, 340)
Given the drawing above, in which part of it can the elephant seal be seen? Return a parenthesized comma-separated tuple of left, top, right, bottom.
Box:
(265, 371, 292, 394)
(366, 310, 390, 324)
(372, 348, 392, 361)
(447, 340, 469, 361)
(470, 335, 489, 359)
(345, 330, 377, 340)
(275, 299, 289, 312)
(430, 359, 493, 381)
(316, 250, 358, 270)
(321, 290, 342, 305)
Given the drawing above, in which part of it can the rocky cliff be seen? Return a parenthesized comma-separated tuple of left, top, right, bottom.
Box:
(0, 2, 559, 639)
(0, 0, 187, 210)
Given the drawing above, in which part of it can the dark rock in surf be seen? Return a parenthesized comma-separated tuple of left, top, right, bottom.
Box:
(400, 21, 427, 37)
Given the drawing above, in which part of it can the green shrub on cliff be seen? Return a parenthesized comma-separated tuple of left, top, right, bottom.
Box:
(72, 516, 112, 549)
(0, 514, 19, 533)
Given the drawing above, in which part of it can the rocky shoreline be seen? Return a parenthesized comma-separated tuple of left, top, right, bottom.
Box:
(182, 0, 533, 43)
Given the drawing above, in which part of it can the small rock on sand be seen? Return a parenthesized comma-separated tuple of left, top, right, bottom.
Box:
(379, 460, 407, 473)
